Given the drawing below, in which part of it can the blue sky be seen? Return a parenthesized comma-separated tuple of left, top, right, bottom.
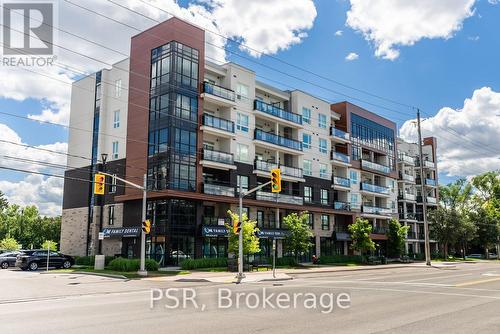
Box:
(1, 0, 499, 215)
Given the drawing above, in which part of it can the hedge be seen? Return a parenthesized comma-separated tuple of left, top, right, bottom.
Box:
(319, 255, 363, 264)
(180, 257, 227, 270)
(270, 257, 297, 267)
(107, 257, 159, 272)
(75, 256, 115, 266)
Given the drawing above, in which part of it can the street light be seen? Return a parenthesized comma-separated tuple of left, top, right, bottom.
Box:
(98, 153, 108, 255)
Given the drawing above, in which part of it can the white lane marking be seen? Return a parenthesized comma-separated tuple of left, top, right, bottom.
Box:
(403, 273, 474, 282)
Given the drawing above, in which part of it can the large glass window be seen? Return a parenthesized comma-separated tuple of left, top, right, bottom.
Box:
(350, 170, 358, 184)
(113, 110, 120, 128)
(175, 94, 198, 122)
(112, 141, 119, 159)
(319, 138, 328, 154)
(236, 83, 249, 99)
(303, 159, 312, 176)
(236, 113, 249, 132)
(236, 144, 249, 162)
(321, 189, 329, 205)
(302, 107, 311, 124)
(319, 163, 328, 179)
(237, 175, 249, 192)
(148, 128, 168, 156)
(304, 186, 312, 203)
(303, 133, 311, 149)
(318, 113, 327, 128)
(321, 215, 330, 230)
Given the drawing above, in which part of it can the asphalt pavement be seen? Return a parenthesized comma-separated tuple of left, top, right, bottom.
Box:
(0, 261, 499, 334)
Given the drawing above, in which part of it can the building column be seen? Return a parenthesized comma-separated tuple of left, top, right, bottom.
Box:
(315, 235, 321, 256)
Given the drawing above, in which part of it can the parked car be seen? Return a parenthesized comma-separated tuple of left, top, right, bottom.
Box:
(0, 251, 21, 269)
(16, 250, 74, 271)
(466, 254, 484, 259)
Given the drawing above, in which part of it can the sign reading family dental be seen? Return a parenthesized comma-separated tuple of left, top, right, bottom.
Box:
(102, 227, 142, 238)
(201, 226, 288, 239)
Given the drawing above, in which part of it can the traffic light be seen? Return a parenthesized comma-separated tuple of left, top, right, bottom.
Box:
(271, 168, 281, 193)
(142, 219, 151, 234)
(233, 219, 242, 234)
(94, 173, 105, 195)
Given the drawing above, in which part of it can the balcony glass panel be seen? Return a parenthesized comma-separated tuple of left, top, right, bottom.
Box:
(254, 100, 302, 125)
(334, 201, 350, 211)
(256, 191, 303, 205)
(399, 154, 415, 165)
(203, 183, 234, 197)
(333, 176, 350, 188)
(361, 182, 390, 195)
(254, 129, 302, 151)
(372, 226, 388, 234)
(427, 196, 437, 204)
(361, 160, 391, 174)
(330, 127, 350, 140)
(400, 173, 415, 182)
(202, 82, 235, 101)
(398, 192, 416, 201)
(203, 148, 233, 165)
(425, 178, 437, 186)
(203, 217, 230, 225)
(203, 114, 235, 133)
(362, 205, 393, 215)
(330, 151, 350, 164)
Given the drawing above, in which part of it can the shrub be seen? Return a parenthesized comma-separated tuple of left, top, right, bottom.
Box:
(107, 257, 159, 272)
(319, 255, 363, 264)
(180, 257, 227, 270)
(273, 257, 298, 267)
(75, 256, 115, 266)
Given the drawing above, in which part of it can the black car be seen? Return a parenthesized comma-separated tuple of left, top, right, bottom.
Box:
(16, 250, 74, 271)
(0, 251, 21, 269)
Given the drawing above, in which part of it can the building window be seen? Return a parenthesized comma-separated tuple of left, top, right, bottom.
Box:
(307, 213, 314, 229)
(236, 113, 249, 132)
(175, 94, 198, 122)
(108, 205, 115, 225)
(110, 173, 117, 193)
(237, 175, 249, 192)
(351, 193, 359, 208)
(304, 186, 312, 203)
(115, 79, 121, 97)
(303, 159, 312, 176)
(236, 143, 249, 162)
(148, 128, 168, 156)
(350, 170, 358, 184)
(113, 110, 120, 128)
(302, 107, 311, 124)
(318, 113, 327, 128)
(319, 138, 327, 154)
(112, 141, 119, 159)
(257, 211, 264, 227)
(236, 83, 249, 99)
(321, 189, 329, 205)
(321, 215, 330, 230)
(303, 133, 311, 149)
(319, 163, 328, 179)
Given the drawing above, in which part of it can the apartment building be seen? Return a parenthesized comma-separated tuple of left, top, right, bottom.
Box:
(60, 17, 435, 265)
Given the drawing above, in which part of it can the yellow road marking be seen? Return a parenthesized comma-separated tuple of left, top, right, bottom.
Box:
(455, 277, 500, 287)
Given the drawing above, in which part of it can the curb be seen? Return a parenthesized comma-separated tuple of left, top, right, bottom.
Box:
(259, 277, 294, 282)
(40, 271, 127, 280)
(287, 264, 420, 275)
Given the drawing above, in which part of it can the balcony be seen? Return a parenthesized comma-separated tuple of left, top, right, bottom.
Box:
(201, 82, 236, 107)
(399, 172, 415, 183)
(330, 150, 351, 166)
(427, 196, 438, 205)
(200, 148, 236, 170)
(362, 204, 393, 216)
(201, 113, 235, 138)
(334, 201, 351, 211)
(256, 191, 304, 205)
(333, 175, 350, 189)
(399, 212, 417, 220)
(203, 183, 235, 197)
(417, 160, 436, 169)
(254, 129, 303, 153)
(254, 100, 302, 126)
(372, 226, 388, 234)
(203, 216, 231, 226)
(361, 160, 391, 175)
(398, 192, 417, 202)
(425, 178, 437, 187)
(254, 160, 304, 181)
(330, 127, 350, 143)
(398, 154, 415, 165)
(360, 182, 390, 195)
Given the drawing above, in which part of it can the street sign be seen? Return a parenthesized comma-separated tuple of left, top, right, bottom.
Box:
(98, 232, 104, 240)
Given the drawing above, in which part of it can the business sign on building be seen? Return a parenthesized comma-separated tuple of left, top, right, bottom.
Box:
(102, 227, 141, 238)
(201, 225, 228, 237)
(257, 229, 288, 239)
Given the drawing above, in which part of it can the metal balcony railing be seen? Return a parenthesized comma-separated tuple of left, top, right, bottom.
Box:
(330, 151, 350, 164)
(256, 191, 303, 205)
(362, 204, 393, 215)
(333, 175, 351, 188)
(203, 148, 234, 165)
(427, 196, 437, 204)
(361, 159, 391, 174)
(254, 160, 303, 178)
(361, 182, 390, 195)
(426, 178, 437, 186)
(254, 100, 302, 125)
(398, 192, 416, 201)
(203, 113, 235, 133)
(398, 154, 415, 165)
(330, 127, 350, 140)
(203, 183, 234, 197)
(399, 212, 417, 220)
(202, 82, 235, 102)
(399, 172, 415, 182)
(254, 129, 302, 151)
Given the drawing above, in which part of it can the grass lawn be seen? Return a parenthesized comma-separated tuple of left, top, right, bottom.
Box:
(52, 267, 190, 279)
(432, 257, 478, 262)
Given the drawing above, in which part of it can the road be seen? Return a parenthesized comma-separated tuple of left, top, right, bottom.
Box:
(1, 262, 499, 334)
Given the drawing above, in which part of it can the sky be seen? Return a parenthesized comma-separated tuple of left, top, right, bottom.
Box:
(0, 0, 499, 216)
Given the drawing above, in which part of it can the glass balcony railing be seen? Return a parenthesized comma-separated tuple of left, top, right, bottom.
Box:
(334, 201, 350, 211)
(330, 127, 350, 140)
(330, 151, 350, 164)
(254, 129, 302, 151)
(398, 192, 416, 201)
(333, 175, 351, 188)
(416, 159, 436, 168)
(203, 216, 231, 226)
(399, 172, 415, 182)
(203, 183, 234, 197)
(254, 100, 302, 125)
(372, 226, 388, 234)
(361, 160, 391, 174)
(256, 191, 304, 205)
(203, 113, 235, 133)
(202, 82, 235, 102)
(398, 154, 415, 165)
(203, 148, 234, 165)
(254, 160, 303, 178)
(399, 212, 417, 220)
(362, 205, 393, 215)
(427, 196, 437, 204)
(281, 165, 303, 178)
(361, 182, 390, 195)
(425, 178, 437, 186)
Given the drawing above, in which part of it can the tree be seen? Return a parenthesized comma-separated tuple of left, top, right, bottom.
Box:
(428, 207, 465, 258)
(0, 191, 8, 211)
(348, 218, 376, 255)
(226, 210, 260, 256)
(42, 240, 58, 251)
(283, 212, 314, 261)
(386, 219, 409, 258)
(0, 237, 20, 251)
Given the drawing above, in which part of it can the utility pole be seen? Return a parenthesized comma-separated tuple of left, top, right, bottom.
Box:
(98, 153, 107, 255)
(416, 109, 431, 266)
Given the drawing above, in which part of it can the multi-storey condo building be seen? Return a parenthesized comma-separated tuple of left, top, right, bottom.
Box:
(60, 17, 437, 265)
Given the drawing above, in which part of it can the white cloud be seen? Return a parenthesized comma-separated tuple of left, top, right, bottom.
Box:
(346, 0, 476, 60)
(399, 87, 500, 177)
(345, 52, 359, 61)
(468, 35, 480, 41)
(488, 0, 499, 4)
(335, 30, 343, 36)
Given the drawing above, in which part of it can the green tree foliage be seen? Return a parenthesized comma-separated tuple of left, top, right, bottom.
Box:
(283, 212, 314, 260)
(42, 240, 58, 251)
(348, 218, 376, 255)
(226, 210, 260, 256)
(386, 219, 409, 258)
(0, 237, 21, 250)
